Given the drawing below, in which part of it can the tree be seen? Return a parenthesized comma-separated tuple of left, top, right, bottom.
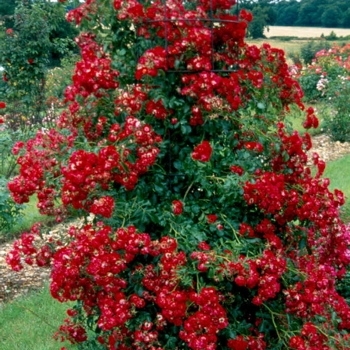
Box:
(248, 5, 269, 38)
(0, 0, 52, 123)
(275, 1, 299, 26)
(296, 1, 318, 26)
(342, 8, 350, 28)
(5, 1, 350, 349)
(0, 0, 77, 123)
(0, 0, 16, 28)
(238, 0, 275, 38)
(273, 0, 350, 28)
(321, 6, 342, 28)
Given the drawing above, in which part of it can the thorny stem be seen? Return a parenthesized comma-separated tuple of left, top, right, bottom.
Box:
(262, 303, 284, 343)
(183, 181, 194, 202)
(221, 214, 241, 243)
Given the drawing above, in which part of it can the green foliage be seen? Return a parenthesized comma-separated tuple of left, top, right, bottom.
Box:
(45, 54, 79, 102)
(342, 9, 350, 28)
(239, 0, 277, 24)
(0, 196, 53, 243)
(296, 1, 317, 27)
(0, 1, 51, 121)
(298, 42, 350, 142)
(324, 31, 338, 41)
(0, 107, 37, 179)
(299, 42, 343, 103)
(285, 103, 322, 136)
(323, 78, 350, 142)
(0, 0, 16, 28)
(0, 129, 18, 178)
(0, 176, 23, 234)
(300, 41, 331, 65)
(274, 0, 299, 26)
(273, 0, 350, 28)
(288, 51, 302, 66)
(337, 270, 350, 303)
(248, 6, 269, 39)
(298, 72, 324, 102)
(239, 1, 275, 39)
(0, 0, 77, 122)
(270, 36, 298, 41)
(321, 6, 342, 28)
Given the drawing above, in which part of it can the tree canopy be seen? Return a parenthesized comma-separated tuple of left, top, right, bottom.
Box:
(234, 0, 350, 39)
(0, 0, 16, 28)
(0, 0, 78, 67)
(273, 0, 350, 28)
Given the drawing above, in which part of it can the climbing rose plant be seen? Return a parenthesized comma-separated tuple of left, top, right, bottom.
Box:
(6, 0, 350, 349)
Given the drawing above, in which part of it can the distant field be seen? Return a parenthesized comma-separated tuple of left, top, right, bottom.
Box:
(247, 38, 307, 58)
(265, 26, 350, 38)
(248, 26, 350, 60)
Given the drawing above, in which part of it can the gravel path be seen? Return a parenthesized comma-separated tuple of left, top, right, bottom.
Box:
(307, 134, 350, 163)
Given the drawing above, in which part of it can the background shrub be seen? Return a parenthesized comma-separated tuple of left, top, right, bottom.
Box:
(300, 40, 331, 64)
(45, 54, 78, 102)
(0, 176, 23, 235)
(323, 78, 350, 142)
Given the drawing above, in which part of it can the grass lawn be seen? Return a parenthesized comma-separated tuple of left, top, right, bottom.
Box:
(324, 154, 350, 222)
(0, 286, 76, 350)
(248, 38, 309, 58)
(284, 103, 324, 136)
(284, 104, 350, 222)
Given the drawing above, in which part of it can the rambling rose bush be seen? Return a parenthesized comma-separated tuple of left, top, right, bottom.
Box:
(6, 1, 350, 349)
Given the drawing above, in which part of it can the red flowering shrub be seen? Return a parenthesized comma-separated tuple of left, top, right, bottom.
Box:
(6, 1, 350, 349)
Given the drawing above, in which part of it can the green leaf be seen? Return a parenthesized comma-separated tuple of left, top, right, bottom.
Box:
(257, 102, 265, 110)
(181, 124, 192, 134)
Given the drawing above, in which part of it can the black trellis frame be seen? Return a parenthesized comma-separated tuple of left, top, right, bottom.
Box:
(141, 1, 244, 183)
(145, 0, 242, 74)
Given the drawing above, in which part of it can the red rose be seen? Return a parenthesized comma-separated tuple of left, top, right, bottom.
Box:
(198, 241, 211, 251)
(172, 200, 183, 215)
(228, 336, 249, 350)
(89, 196, 115, 218)
(239, 9, 253, 23)
(206, 214, 218, 223)
(230, 165, 244, 176)
(243, 141, 263, 152)
(0, 101, 6, 109)
(192, 140, 212, 162)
